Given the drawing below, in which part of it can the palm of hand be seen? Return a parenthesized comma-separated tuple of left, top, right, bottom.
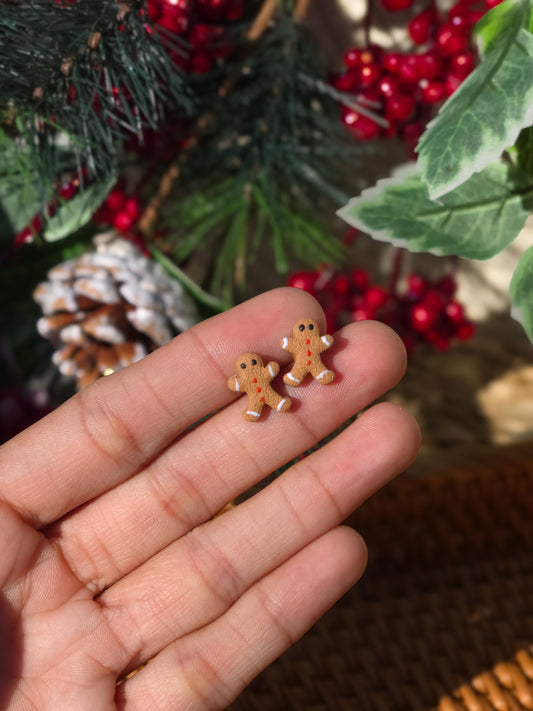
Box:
(0, 289, 419, 711)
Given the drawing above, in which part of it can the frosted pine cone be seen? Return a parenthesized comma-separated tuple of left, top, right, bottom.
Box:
(33, 232, 199, 389)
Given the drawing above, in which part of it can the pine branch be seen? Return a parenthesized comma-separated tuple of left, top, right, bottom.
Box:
(0, 1, 194, 193)
(138, 0, 281, 236)
(142, 6, 371, 300)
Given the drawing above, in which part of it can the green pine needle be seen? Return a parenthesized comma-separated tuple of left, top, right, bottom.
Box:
(0, 1, 194, 193)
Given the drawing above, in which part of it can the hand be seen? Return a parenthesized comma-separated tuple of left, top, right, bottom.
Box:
(0, 288, 420, 711)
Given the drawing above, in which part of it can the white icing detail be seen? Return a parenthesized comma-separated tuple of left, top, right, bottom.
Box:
(282, 337, 289, 349)
(277, 398, 287, 412)
(246, 410, 261, 418)
(286, 373, 300, 383)
(234, 379, 240, 392)
(317, 369, 332, 381)
(321, 335, 330, 346)
(268, 364, 276, 377)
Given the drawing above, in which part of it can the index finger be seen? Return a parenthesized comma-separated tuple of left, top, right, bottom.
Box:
(0, 288, 324, 526)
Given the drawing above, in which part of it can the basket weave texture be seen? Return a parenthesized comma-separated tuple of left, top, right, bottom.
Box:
(230, 441, 533, 711)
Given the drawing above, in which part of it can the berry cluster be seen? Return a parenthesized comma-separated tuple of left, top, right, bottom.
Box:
(332, 0, 502, 146)
(146, 0, 244, 73)
(92, 185, 150, 254)
(93, 185, 144, 235)
(287, 266, 475, 353)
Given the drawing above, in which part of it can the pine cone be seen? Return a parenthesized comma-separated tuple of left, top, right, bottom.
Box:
(33, 232, 199, 389)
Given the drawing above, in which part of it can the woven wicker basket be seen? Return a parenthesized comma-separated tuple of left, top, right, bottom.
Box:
(229, 310, 533, 711)
(230, 440, 533, 711)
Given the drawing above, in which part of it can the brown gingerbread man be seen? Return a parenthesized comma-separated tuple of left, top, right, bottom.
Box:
(228, 352, 292, 422)
(281, 318, 335, 386)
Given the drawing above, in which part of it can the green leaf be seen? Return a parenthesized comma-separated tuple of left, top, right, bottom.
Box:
(417, 0, 533, 199)
(43, 176, 116, 242)
(337, 162, 533, 260)
(150, 247, 228, 313)
(510, 245, 533, 340)
(0, 129, 46, 239)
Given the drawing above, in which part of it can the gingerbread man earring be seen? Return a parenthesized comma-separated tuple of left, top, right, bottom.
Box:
(228, 352, 292, 422)
(281, 318, 335, 386)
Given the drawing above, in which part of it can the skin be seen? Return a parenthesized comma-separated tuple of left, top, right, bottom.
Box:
(0, 288, 420, 711)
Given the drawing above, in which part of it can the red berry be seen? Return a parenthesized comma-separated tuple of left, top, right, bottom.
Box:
(398, 55, 421, 84)
(385, 92, 415, 122)
(383, 53, 402, 75)
(381, 0, 414, 10)
(331, 273, 351, 297)
(352, 303, 376, 321)
(444, 72, 464, 97)
(365, 285, 388, 309)
(360, 49, 379, 65)
(423, 290, 446, 314)
(350, 268, 370, 292)
(343, 227, 358, 246)
(484, 0, 502, 9)
(146, 0, 162, 21)
(287, 271, 317, 295)
(408, 9, 434, 45)
(113, 210, 135, 233)
(416, 52, 443, 80)
(420, 79, 445, 104)
(410, 303, 438, 332)
(343, 112, 381, 140)
(106, 187, 126, 213)
(448, 8, 472, 33)
(377, 75, 399, 98)
(436, 275, 457, 297)
(436, 25, 468, 55)
(445, 300, 465, 324)
(189, 24, 214, 48)
(331, 70, 358, 93)
(407, 273, 427, 298)
(59, 181, 78, 199)
(123, 196, 143, 222)
(358, 62, 381, 89)
(468, 10, 485, 23)
(343, 48, 362, 68)
(162, 0, 188, 9)
(30, 214, 43, 233)
(14, 226, 34, 246)
(451, 51, 475, 76)
(158, 7, 189, 33)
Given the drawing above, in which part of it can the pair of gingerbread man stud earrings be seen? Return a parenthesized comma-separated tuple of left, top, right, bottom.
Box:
(227, 318, 335, 422)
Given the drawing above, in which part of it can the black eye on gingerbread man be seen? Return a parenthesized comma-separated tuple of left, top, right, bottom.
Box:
(281, 317, 335, 386)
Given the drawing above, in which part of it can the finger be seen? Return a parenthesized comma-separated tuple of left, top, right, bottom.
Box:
(99, 402, 420, 668)
(54, 320, 407, 593)
(0, 288, 322, 527)
(115, 526, 367, 711)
